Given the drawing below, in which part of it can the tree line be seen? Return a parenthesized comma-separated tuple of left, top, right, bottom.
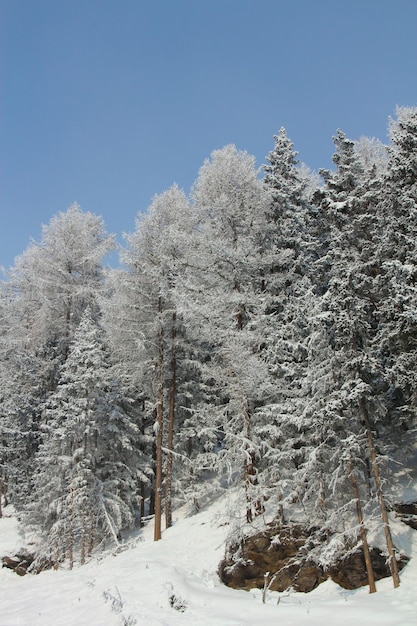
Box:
(0, 107, 416, 585)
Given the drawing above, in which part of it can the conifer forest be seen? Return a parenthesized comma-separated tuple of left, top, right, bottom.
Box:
(1, 106, 416, 588)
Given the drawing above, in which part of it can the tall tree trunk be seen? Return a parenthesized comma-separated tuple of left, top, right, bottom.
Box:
(0, 476, 6, 518)
(235, 279, 262, 523)
(243, 403, 263, 523)
(360, 398, 400, 588)
(88, 510, 94, 558)
(67, 486, 75, 570)
(149, 443, 156, 517)
(63, 295, 72, 361)
(154, 297, 164, 541)
(165, 311, 177, 529)
(80, 510, 86, 565)
(140, 481, 146, 527)
(349, 458, 376, 593)
(243, 404, 254, 523)
(53, 535, 60, 570)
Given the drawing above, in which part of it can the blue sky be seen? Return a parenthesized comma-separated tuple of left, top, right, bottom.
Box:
(1, 0, 416, 270)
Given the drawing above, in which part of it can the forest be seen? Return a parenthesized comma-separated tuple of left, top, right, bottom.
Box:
(0, 106, 416, 591)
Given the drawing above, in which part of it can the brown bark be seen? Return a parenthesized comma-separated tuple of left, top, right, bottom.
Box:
(67, 486, 75, 570)
(349, 458, 376, 593)
(165, 311, 177, 529)
(360, 398, 400, 588)
(53, 540, 60, 570)
(243, 404, 263, 523)
(80, 511, 86, 565)
(0, 478, 5, 518)
(154, 297, 164, 541)
(139, 482, 146, 527)
(234, 280, 243, 331)
(234, 276, 262, 522)
(88, 510, 94, 557)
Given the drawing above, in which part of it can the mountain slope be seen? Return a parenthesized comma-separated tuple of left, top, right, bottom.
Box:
(1, 493, 416, 626)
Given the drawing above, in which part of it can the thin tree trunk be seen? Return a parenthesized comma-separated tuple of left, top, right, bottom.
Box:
(80, 510, 86, 565)
(349, 458, 376, 593)
(243, 404, 263, 523)
(54, 537, 60, 570)
(140, 482, 146, 527)
(154, 297, 164, 541)
(235, 280, 243, 331)
(149, 444, 156, 517)
(88, 510, 94, 558)
(67, 487, 75, 570)
(63, 296, 72, 361)
(165, 310, 177, 529)
(234, 277, 262, 523)
(360, 398, 400, 588)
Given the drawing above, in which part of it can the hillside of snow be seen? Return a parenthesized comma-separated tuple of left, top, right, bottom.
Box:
(1, 494, 416, 626)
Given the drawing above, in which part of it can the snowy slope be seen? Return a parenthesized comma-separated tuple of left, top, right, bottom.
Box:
(1, 496, 416, 626)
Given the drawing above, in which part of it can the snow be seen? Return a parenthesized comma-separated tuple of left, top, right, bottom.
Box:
(1, 496, 416, 626)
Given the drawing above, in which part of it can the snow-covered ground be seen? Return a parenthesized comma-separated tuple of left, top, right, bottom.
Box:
(1, 496, 416, 626)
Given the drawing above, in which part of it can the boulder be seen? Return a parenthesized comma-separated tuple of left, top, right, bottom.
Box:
(218, 522, 409, 593)
(393, 501, 417, 530)
(218, 523, 327, 593)
(328, 546, 409, 590)
(2, 552, 34, 576)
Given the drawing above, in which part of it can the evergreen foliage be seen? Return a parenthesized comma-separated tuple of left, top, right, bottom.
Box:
(0, 108, 416, 581)
(26, 309, 147, 566)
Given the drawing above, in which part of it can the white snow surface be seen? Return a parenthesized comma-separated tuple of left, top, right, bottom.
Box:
(1, 496, 416, 626)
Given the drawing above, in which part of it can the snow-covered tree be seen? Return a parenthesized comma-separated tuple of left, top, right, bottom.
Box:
(8, 202, 114, 360)
(255, 128, 319, 521)
(376, 106, 417, 450)
(186, 144, 273, 522)
(303, 129, 400, 584)
(27, 309, 147, 567)
(2, 204, 115, 508)
(108, 184, 205, 539)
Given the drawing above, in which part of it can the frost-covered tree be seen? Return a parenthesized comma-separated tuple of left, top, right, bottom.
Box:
(187, 145, 273, 522)
(303, 129, 400, 584)
(0, 288, 12, 515)
(376, 106, 417, 450)
(8, 203, 114, 361)
(354, 136, 389, 178)
(2, 204, 115, 507)
(255, 128, 320, 521)
(26, 309, 147, 567)
(108, 185, 205, 539)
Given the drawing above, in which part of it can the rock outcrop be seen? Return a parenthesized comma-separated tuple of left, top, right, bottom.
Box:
(218, 521, 409, 593)
(394, 501, 417, 530)
(2, 552, 34, 576)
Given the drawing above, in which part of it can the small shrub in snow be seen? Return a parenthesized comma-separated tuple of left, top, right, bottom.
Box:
(169, 593, 188, 612)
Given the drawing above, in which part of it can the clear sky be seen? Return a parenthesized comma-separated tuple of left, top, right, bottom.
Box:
(1, 0, 416, 270)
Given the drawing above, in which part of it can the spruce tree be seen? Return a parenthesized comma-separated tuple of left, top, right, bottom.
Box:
(305, 129, 397, 582)
(26, 309, 147, 567)
(257, 128, 319, 521)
